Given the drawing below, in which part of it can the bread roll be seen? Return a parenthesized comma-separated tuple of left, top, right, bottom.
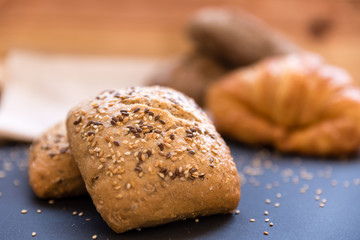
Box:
(29, 122, 86, 198)
(66, 86, 240, 233)
(147, 52, 228, 106)
(206, 53, 360, 156)
(188, 8, 299, 67)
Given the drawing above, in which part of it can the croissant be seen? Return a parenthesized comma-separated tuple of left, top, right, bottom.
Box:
(206, 53, 360, 156)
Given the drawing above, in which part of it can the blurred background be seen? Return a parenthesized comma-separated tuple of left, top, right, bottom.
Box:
(0, 0, 359, 79)
(0, 0, 359, 141)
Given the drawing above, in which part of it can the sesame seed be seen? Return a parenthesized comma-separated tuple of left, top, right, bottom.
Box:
(135, 166, 142, 172)
(73, 116, 82, 125)
(78, 212, 84, 217)
(235, 210, 240, 215)
(315, 195, 320, 201)
(264, 231, 269, 235)
(276, 193, 282, 198)
(188, 150, 196, 155)
(21, 209, 28, 214)
(250, 219, 255, 222)
(316, 189, 323, 195)
(265, 218, 269, 222)
(146, 150, 152, 157)
(126, 183, 131, 189)
(319, 203, 325, 208)
(158, 143, 165, 151)
(37, 209, 41, 214)
(331, 180, 338, 186)
(264, 211, 269, 216)
(170, 133, 175, 140)
(274, 203, 280, 208)
(13, 179, 20, 186)
(265, 199, 271, 204)
(32, 232, 36, 237)
(92, 235, 98, 239)
(195, 218, 199, 223)
(322, 198, 327, 203)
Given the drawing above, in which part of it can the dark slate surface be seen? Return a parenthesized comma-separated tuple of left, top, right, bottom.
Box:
(0, 141, 359, 240)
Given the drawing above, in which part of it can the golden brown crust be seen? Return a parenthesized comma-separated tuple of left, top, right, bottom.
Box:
(28, 122, 87, 198)
(206, 53, 360, 156)
(66, 86, 240, 233)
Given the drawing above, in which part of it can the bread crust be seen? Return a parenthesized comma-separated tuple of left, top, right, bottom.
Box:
(66, 86, 240, 233)
(28, 122, 87, 198)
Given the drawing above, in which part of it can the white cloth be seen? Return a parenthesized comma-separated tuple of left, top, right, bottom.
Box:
(0, 50, 159, 141)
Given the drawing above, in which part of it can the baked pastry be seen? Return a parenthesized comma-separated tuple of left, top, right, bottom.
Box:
(66, 86, 240, 233)
(188, 8, 299, 67)
(148, 8, 298, 106)
(206, 53, 360, 156)
(147, 52, 228, 106)
(29, 122, 87, 198)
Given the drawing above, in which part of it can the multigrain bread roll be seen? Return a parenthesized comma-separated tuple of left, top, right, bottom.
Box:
(66, 86, 240, 233)
(29, 122, 87, 198)
(206, 53, 360, 156)
(147, 52, 228, 106)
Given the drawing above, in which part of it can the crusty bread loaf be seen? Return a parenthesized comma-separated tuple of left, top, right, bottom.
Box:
(206, 53, 360, 156)
(188, 8, 299, 67)
(66, 86, 240, 233)
(28, 122, 87, 198)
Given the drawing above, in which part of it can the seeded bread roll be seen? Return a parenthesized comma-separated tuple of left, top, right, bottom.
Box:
(66, 86, 240, 233)
(29, 122, 87, 198)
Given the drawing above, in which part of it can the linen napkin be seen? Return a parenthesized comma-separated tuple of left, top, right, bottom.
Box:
(0, 50, 160, 141)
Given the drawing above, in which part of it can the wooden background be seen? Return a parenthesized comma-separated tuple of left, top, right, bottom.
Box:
(0, 0, 359, 80)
